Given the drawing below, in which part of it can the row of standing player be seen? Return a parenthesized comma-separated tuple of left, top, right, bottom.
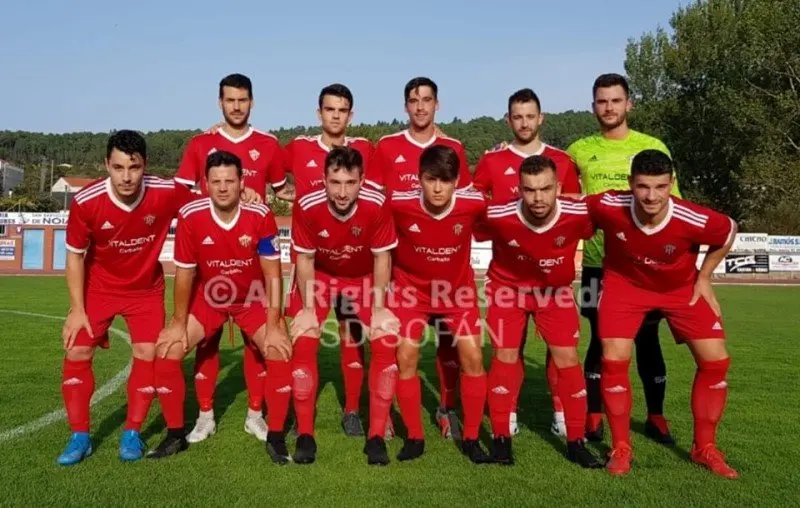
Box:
(57, 72, 739, 477)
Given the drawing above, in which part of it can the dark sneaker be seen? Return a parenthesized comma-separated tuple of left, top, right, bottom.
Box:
(567, 440, 603, 469)
(397, 439, 425, 462)
(266, 431, 290, 465)
(293, 434, 317, 464)
(364, 436, 389, 466)
(342, 411, 365, 437)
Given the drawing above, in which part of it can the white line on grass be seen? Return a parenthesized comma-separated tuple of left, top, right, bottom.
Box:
(0, 310, 131, 442)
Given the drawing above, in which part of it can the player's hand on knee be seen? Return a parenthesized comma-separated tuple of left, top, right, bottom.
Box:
(156, 322, 188, 358)
(264, 323, 292, 361)
(62, 309, 93, 350)
(370, 308, 399, 339)
(240, 186, 263, 205)
(290, 308, 320, 340)
(690, 275, 721, 316)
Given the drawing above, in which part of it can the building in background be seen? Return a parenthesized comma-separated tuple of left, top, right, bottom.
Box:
(50, 176, 96, 210)
(0, 160, 25, 196)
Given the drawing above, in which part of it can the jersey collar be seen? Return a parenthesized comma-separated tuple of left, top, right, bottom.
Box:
(217, 126, 254, 144)
(403, 129, 437, 149)
(210, 202, 241, 231)
(508, 142, 546, 159)
(516, 199, 561, 234)
(106, 177, 145, 213)
(630, 198, 673, 235)
(420, 191, 456, 220)
(327, 202, 359, 222)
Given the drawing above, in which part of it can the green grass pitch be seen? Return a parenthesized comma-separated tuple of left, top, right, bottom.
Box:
(0, 277, 798, 506)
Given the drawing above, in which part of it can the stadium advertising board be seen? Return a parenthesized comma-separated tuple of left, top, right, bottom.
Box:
(0, 239, 15, 261)
(725, 253, 770, 273)
(769, 254, 800, 271)
(0, 212, 70, 226)
(730, 233, 768, 253)
(767, 235, 800, 253)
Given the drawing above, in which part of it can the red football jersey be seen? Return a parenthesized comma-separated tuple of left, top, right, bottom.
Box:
(173, 199, 280, 303)
(175, 127, 287, 199)
(284, 135, 373, 199)
(66, 176, 194, 294)
(366, 130, 473, 193)
(389, 187, 485, 307)
(291, 187, 398, 279)
(584, 191, 735, 291)
(473, 144, 581, 205)
(484, 198, 594, 289)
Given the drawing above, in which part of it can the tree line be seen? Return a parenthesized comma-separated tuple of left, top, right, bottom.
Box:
(2, 0, 797, 233)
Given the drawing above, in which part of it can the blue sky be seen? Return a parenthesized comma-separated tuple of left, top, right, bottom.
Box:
(1, 0, 684, 134)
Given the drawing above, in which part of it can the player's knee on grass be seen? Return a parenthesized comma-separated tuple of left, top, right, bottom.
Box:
(65, 345, 94, 362)
(688, 338, 729, 363)
(601, 338, 633, 362)
(548, 345, 579, 369)
(396, 339, 420, 379)
(455, 336, 484, 376)
(131, 343, 155, 361)
(495, 348, 519, 364)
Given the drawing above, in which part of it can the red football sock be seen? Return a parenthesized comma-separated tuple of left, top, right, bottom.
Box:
(62, 358, 95, 432)
(154, 358, 186, 430)
(125, 358, 155, 431)
(460, 372, 487, 441)
(488, 358, 515, 438)
(436, 340, 460, 409)
(193, 335, 220, 412)
(692, 357, 731, 448)
(396, 375, 423, 439)
(243, 340, 266, 411)
(340, 334, 365, 413)
(600, 357, 632, 447)
(367, 336, 398, 438)
(510, 358, 524, 410)
(546, 351, 563, 412)
(291, 337, 319, 436)
(265, 358, 293, 433)
(556, 363, 588, 442)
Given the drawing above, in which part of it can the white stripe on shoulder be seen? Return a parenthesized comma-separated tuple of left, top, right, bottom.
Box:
(378, 131, 406, 141)
(673, 203, 709, 221)
(253, 128, 278, 140)
(242, 203, 270, 216)
(74, 180, 106, 201)
(179, 198, 210, 217)
(439, 135, 463, 145)
(673, 209, 706, 228)
(298, 189, 327, 209)
(358, 187, 386, 203)
(75, 185, 107, 205)
(299, 195, 327, 211)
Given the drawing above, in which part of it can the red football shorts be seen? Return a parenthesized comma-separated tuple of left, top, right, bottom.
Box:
(484, 280, 580, 349)
(190, 289, 267, 339)
(74, 289, 165, 348)
(387, 281, 482, 341)
(598, 273, 725, 342)
(286, 271, 373, 328)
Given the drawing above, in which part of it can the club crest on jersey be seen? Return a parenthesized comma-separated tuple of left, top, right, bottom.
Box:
(664, 244, 676, 255)
(555, 235, 565, 247)
(249, 149, 260, 161)
(453, 223, 463, 235)
(143, 214, 156, 226)
(239, 234, 253, 247)
(351, 226, 362, 237)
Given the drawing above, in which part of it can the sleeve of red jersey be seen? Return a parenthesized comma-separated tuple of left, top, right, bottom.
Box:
(283, 140, 295, 175)
(175, 137, 201, 188)
(173, 214, 197, 269)
(268, 143, 288, 189)
(65, 201, 92, 254)
(365, 142, 387, 191)
(561, 157, 582, 194)
(581, 193, 607, 227)
(357, 141, 374, 180)
(290, 206, 316, 254)
(370, 203, 399, 252)
(684, 204, 736, 248)
(256, 209, 281, 260)
(455, 143, 474, 189)
(172, 180, 197, 212)
(471, 155, 492, 196)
